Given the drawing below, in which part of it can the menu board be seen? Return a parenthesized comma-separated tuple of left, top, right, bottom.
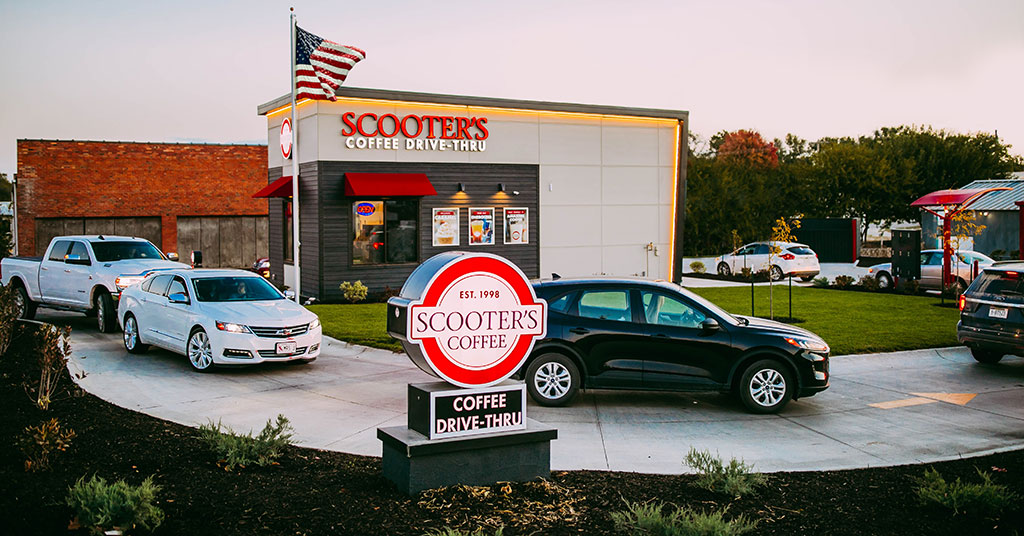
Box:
(469, 208, 495, 245)
(432, 208, 459, 246)
(503, 208, 529, 245)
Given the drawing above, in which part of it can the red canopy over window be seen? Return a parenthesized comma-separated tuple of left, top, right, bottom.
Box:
(910, 187, 1010, 208)
(252, 175, 293, 198)
(344, 173, 436, 196)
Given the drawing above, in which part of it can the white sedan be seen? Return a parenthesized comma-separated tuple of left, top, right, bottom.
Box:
(116, 269, 322, 371)
(714, 241, 821, 281)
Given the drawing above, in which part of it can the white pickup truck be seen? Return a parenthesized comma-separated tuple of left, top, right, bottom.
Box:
(2, 235, 189, 332)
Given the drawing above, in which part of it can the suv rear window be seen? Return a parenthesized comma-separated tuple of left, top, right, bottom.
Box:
(972, 271, 1024, 296)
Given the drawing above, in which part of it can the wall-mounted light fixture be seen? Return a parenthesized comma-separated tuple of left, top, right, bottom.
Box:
(457, 182, 465, 193)
(497, 183, 506, 193)
(512, 190, 520, 196)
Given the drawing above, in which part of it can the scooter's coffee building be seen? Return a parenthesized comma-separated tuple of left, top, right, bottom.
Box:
(256, 88, 688, 302)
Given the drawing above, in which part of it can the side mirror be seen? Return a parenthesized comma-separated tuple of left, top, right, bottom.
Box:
(166, 252, 179, 262)
(168, 293, 190, 305)
(65, 254, 91, 266)
(284, 290, 296, 300)
(701, 318, 720, 332)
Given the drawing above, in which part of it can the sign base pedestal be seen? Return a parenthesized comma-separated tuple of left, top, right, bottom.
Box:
(378, 419, 557, 495)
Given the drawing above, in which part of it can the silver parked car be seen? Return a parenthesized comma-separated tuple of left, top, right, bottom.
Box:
(869, 249, 994, 290)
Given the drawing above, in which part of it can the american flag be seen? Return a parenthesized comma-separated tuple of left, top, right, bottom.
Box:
(295, 26, 365, 101)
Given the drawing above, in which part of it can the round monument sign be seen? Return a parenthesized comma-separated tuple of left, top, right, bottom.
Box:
(403, 253, 547, 388)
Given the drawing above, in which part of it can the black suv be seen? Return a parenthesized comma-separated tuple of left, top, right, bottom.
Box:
(522, 278, 830, 414)
(958, 263, 1024, 363)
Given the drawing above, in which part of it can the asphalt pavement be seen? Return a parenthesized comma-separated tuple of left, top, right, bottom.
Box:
(51, 310, 1024, 474)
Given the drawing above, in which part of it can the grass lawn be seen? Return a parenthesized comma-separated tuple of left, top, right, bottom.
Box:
(690, 285, 960, 356)
(306, 303, 404, 353)
(308, 286, 961, 357)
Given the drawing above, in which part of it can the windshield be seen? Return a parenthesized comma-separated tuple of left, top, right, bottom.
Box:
(192, 277, 284, 302)
(674, 284, 742, 326)
(91, 241, 165, 262)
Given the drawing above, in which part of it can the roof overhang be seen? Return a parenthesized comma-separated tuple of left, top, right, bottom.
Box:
(911, 187, 1012, 218)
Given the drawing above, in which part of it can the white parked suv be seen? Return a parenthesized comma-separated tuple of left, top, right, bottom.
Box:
(714, 242, 821, 281)
(117, 269, 322, 371)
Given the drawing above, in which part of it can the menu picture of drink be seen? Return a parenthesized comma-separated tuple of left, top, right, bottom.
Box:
(469, 208, 494, 245)
(432, 208, 459, 246)
(503, 208, 529, 244)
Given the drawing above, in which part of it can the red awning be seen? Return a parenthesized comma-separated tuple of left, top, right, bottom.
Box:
(910, 187, 1010, 208)
(252, 175, 293, 198)
(344, 173, 436, 196)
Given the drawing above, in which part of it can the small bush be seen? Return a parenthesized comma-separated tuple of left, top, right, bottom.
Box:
(754, 269, 769, 281)
(833, 275, 855, 289)
(20, 417, 76, 472)
(199, 414, 294, 470)
(339, 280, 369, 303)
(0, 284, 19, 357)
(684, 448, 767, 498)
(689, 261, 706, 274)
(32, 325, 71, 410)
(424, 527, 504, 536)
(66, 475, 163, 535)
(811, 276, 830, 288)
(858, 274, 879, 291)
(740, 267, 752, 279)
(611, 501, 757, 536)
(916, 468, 1017, 517)
(904, 279, 921, 295)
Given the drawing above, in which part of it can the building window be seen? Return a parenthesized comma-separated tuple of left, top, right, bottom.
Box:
(283, 199, 293, 263)
(352, 199, 418, 265)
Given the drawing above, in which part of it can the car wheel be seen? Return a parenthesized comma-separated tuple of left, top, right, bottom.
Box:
(122, 313, 149, 354)
(738, 359, 793, 414)
(95, 291, 116, 333)
(877, 272, 893, 290)
(717, 262, 731, 276)
(970, 347, 1003, 364)
(526, 353, 580, 407)
(187, 329, 215, 372)
(769, 265, 784, 281)
(12, 283, 36, 320)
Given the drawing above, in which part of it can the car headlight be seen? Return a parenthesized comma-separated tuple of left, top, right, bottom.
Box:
(784, 337, 829, 354)
(309, 317, 321, 330)
(215, 321, 251, 334)
(114, 275, 145, 291)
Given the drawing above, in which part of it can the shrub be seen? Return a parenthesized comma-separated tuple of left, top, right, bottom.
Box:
(611, 501, 757, 536)
(0, 284, 19, 357)
(858, 274, 879, 291)
(740, 267, 752, 279)
(199, 414, 294, 470)
(916, 468, 1017, 517)
(754, 269, 769, 281)
(32, 325, 71, 410)
(424, 527, 504, 536)
(833, 275, 855, 289)
(20, 417, 76, 472)
(811, 276, 830, 288)
(339, 280, 369, 303)
(689, 261, 706, 274)
(684, 448, 767, 498)
(904, 279, 921, 295)
(66, 475, 163, 535)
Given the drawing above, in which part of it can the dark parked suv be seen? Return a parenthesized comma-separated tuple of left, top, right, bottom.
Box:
(521, 278, 830, 413)
(957, 263, 1024, 363)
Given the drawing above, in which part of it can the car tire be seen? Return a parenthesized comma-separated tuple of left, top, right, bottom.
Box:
(769, 265, 784, 281)
(738, 359, 793, 414)
(717, 262, 731, 276)
(970, 347, 1003, 364)
(526, 353, 580, 407)
(95, 291, 117, 333)
(12, 283, 37, 320)
(877, 272, 893, 290)
(187, 328, 215, 372)
(122, 313, 149, 354)
(799, 276, 814, 282)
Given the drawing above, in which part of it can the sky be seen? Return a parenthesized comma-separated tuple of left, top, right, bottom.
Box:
(1, 0, 1022, 176)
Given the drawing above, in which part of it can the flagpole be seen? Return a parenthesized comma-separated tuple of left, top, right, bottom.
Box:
(289, 8, 301, 304)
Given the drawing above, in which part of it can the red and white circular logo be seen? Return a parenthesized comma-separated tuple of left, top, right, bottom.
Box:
(407, 253, 547, 388)
(280, 118, 293, 159)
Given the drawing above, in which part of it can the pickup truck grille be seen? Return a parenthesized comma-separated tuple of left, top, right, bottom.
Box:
(248, 324, 309, 338)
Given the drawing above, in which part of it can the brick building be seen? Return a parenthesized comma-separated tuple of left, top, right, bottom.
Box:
(16, 140, 269, 267)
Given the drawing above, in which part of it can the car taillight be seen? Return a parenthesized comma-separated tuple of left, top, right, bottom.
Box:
(958, 295, 966, 311)
(781, 253, 795, 261)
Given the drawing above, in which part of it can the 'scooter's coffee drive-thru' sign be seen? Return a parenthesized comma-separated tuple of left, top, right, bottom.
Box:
(379, 252, 557, 494)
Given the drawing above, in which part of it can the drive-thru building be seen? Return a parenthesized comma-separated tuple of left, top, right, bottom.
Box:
(256, 88, 688, 301)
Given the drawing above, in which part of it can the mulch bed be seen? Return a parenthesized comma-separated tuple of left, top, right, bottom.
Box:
(1, 327, 1023, 535)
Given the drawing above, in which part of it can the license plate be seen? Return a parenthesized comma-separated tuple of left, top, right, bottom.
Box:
(276, 341, 297, 355)
(989, 307, 1008, 319)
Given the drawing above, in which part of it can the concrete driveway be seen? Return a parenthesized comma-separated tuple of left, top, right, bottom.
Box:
(53, 311, 1024, 474)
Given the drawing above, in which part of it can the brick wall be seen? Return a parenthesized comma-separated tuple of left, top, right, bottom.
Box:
(16, 140, 268, 255)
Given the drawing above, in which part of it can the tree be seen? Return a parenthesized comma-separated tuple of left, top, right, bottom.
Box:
(0, 173, 10, 257)
(767, 217, 800, 319)
(716, 130, 779, 169)
(0, 173, 10, 201)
